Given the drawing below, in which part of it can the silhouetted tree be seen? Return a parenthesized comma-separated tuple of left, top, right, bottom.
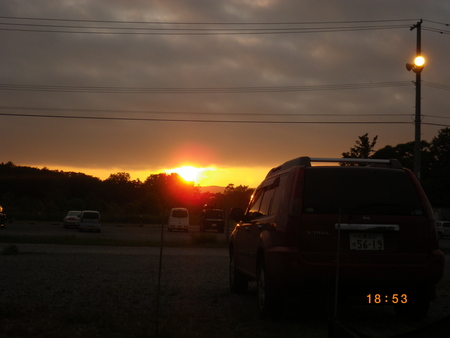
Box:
(342, 133, 378, 165)
(427, 128, 450, 207)
(217, 184, 253, 211)
(373, 140, 433, 178)
(431, 127, 450, 168)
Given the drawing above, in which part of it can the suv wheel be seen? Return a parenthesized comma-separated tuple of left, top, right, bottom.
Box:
(257, 258, 282, 318)
(229, 250, 248, 293)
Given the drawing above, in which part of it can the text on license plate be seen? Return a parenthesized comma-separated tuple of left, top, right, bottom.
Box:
(350, 233, 384, 250)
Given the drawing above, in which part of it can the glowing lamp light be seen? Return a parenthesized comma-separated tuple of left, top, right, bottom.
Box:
(406, 55, 425, 73)
(414, 56, 425, 67)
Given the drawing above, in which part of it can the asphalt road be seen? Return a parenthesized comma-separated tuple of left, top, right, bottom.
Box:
(1, 221, 230, 243)
(3, 221, 450, 250)
(1, 222, 449, 337)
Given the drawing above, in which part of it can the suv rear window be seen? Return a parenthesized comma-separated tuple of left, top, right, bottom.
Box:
(302, 167, 423, 216)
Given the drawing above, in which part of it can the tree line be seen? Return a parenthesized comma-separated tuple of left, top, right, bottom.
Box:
(342, 127, 450, 208)
(0, 163, 253, 223)
(1, 127, 449, 223)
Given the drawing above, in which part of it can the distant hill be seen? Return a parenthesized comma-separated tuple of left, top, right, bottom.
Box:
(198, 186, 225, 194)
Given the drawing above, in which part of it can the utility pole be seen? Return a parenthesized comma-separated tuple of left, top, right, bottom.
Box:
(410, 20, 423, 181)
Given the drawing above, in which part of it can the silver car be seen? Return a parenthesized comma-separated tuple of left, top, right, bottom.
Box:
(63, 211, 81, 228)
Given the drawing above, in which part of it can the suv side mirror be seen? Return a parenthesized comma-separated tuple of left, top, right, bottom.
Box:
(230, 208, 245, 222)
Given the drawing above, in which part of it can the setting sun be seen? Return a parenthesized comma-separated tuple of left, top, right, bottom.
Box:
(165, 166, 215, 185)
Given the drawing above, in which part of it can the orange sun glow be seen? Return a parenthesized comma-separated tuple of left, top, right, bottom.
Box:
(165, 166, 214, 185)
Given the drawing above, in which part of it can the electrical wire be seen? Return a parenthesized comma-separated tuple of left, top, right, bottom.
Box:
(0, 105, 411, 118)
(423, 81, 450, 91)
(0, 111, 418, 124)
(0, 81, 413, 94)
(0, 16, 414, 35)
(1, 80, 447, 95)
(0, 107, 447, 127)
(423, 26, 450, 35)
(0, 16, 418, 25)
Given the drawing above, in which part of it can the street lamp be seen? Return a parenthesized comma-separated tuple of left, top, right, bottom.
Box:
(406, 20, 423, 181)
(406, 56, 425, 73)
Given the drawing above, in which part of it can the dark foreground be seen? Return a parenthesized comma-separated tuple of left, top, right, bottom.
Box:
(0, 243, 449, 338)
(0, 223, 449, 337)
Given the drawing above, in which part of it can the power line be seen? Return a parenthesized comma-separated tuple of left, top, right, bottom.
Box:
(0, 25, 411, 35)
(423, 19, 450, 26)
(0, 105, 411, 118)
(423, 26, 450, 35)
(423, 81, 450, 91)
(0, 81, 413, 94)
(423, 114, 450, 120)
(422, 122, 450, 127)
(0, 111, 418, 124)
(1, 107, 447, 126)
(0, 16, 413, 35)
(0, 16, 418, 25)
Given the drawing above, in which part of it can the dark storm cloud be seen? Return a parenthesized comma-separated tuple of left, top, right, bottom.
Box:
(0, 0, 449, 181)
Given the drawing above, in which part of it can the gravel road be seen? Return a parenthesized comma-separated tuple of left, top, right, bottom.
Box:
(1, 226, 449, 337)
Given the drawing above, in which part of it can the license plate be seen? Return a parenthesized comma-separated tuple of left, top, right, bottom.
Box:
(350, 233, 384, 250)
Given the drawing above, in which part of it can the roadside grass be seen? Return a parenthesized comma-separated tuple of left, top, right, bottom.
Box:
(0, 234, 228, 249)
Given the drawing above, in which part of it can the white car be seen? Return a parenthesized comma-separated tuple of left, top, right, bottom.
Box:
(78, 210, 101, 233)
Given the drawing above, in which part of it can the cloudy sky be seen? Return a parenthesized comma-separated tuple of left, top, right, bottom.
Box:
(0, 0, 449, 187)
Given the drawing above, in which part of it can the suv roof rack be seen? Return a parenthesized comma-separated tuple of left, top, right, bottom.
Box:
(267, 156, 403, 177)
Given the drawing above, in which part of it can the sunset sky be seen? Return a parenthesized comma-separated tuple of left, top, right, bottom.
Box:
(0, 1, 449, 187)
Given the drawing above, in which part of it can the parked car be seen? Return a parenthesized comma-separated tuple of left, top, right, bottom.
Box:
(229, 156, 444, 319)
(78, 210, 101, 232)
(63, 210, 81, 228)
(200, 206, 225, 233)
(436, 221, 450, 239)
(168, 208, 189, 232)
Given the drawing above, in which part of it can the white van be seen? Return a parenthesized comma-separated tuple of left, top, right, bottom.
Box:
(78, 210, 102, 233)
(168, 208, 189, 232)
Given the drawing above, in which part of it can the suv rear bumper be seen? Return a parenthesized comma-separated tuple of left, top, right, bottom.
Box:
(266, 246, 445, 291)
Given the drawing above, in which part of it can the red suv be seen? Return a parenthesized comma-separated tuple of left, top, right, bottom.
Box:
(229, 157, 444, 319)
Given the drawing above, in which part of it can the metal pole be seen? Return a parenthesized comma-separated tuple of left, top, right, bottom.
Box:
(414, 71, 421, 181)
(412, 20, 422, 181)
(155, 208, 165, 337)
